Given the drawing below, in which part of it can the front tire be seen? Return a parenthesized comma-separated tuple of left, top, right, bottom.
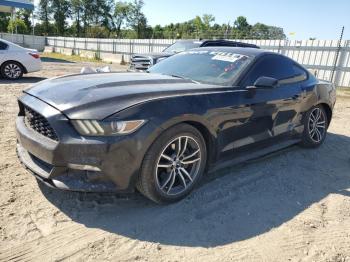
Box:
(137, 124, 207, 204)
(300, 105, 328, 148)
(1, 61, 24, 80)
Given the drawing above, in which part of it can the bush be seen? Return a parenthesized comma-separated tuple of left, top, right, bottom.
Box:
(7, 18, 28, 34)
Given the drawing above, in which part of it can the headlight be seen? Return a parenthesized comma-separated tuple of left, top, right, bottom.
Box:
(71, 119, 146, 136)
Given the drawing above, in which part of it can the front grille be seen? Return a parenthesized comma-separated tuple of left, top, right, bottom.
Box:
(24, 106, 59, 141)
(130, 55, 152, 71)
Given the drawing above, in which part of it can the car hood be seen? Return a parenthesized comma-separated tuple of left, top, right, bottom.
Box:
(24, 72, 231, 120)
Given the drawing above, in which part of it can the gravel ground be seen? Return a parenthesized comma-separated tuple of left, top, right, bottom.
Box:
(0, 58, 350, 262)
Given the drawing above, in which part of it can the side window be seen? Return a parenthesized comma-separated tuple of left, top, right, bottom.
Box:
(241, 55, 295, 87)
(0, 41, 8, 50)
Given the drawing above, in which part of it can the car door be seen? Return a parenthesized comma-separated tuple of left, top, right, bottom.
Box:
(0, 41, 9, 65)
(217, 54, 305, 159)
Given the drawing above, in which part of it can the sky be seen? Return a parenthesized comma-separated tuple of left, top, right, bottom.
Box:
(33, 0, 350, 39)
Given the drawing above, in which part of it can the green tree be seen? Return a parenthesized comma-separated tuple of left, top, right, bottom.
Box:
(193, 16, 203, 37)
(128, 0, 148, 38)
(34, 21, 55, 36)
(152, 24, 163, 38)
(7, 18, 28, 34)
(0, 13, 11, 33)
(79, 0, 114, 37)
(233, 16, 251, 38)
(234, 16, 250, 31)
(17, 9, 32, 34)
(51, 0, 70, 35)
(86, 25, 110, 38)
(267, 26, 286, 39)
(37, 0, 51, 35)
(70, 0, 83, 36)
(95, 0, 114, 34)
(114, 1, 133, 38)
(19, 0, 286, 40)
(251, 23, 269, 39)
(81, 0, 94, 36)
(202, 14, 215, 29)
(251, 23, 285, 39)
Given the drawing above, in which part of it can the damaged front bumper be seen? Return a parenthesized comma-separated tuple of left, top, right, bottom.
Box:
(16, 142, 118, 192)
(15, 95, 153, 193)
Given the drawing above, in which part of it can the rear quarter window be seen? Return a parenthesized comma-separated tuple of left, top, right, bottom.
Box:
(0, 41, 9, 50)
(293, 64, 308, 81)
(241, 54, 308, 87)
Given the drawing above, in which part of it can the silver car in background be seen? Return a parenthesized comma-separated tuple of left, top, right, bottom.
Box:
(0, 38, 42, 80)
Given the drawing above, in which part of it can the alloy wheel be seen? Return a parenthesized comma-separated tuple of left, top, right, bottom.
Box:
(155, 136, 202, 196)
(308, 107, 326, 143)
(4, 63, 22, 79)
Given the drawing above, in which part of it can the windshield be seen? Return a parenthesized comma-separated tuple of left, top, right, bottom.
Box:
(148, 50, 253, 86)
(163, 41, 202, 53)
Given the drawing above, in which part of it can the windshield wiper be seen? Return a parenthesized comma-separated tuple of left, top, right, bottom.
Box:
(167, 74, 201, 84)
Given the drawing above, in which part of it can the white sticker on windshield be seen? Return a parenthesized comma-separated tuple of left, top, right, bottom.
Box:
(211, 53, 248, 63)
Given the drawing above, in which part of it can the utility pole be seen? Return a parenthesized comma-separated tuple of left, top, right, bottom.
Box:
(32, 10, 35, 35)
(11, 7, 14, 35)
(331, 26, 345, 83)
(224, 21, 230, 39)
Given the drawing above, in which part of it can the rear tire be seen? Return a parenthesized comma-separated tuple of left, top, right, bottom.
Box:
(137, 124, 207, 204)
(1, 61, 24, 80)
(300, 105, 328, 148)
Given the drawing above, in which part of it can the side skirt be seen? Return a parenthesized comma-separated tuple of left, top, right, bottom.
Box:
(208, 138, 301, 174)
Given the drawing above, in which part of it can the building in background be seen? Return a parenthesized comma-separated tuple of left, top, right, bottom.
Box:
(0, 0, 34, 34)
(0, 0, 34, 12)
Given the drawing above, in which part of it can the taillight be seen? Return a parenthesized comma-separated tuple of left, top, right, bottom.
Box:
(28, 53, 40, 59)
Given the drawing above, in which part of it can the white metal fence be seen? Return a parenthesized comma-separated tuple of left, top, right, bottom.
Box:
(45, 37, 350, 88)
(0, 33, 46, 51)
(2, 33, 348, 87)
(46, 37, 175, 63)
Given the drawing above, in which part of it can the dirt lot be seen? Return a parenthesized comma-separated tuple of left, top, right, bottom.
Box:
(0, 58, 350, 262)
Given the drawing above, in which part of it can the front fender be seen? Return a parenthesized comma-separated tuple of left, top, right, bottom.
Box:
(110, 94, 221, 164)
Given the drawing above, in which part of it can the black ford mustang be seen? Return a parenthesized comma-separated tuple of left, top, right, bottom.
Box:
(16, 47, 336, 203)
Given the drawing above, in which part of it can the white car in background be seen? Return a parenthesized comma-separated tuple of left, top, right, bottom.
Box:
(0, 39, 42, 80)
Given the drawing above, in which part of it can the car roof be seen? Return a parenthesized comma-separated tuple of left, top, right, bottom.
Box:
(0, 38, 23, 49)
(189, 46, 274, 57)
(174, 39, 202, 43)
(0, 38, 13, 45)
(201, 39, 259, 49)
(174, 39, 259, 46)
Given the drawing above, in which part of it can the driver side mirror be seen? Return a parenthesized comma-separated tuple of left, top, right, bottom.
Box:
(247, 76, 279, 90)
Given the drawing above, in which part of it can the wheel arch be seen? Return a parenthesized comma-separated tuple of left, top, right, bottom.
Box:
(317, 102, 332, 127)
(152, 117, 218, 169)
(1, 60, 28, 73)
(183, 120, 217, 168)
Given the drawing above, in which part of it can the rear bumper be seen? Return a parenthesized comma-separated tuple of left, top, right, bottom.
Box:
(25, 59, 42, 73)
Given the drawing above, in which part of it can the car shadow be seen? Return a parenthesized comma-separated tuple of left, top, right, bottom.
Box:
(41, 57, 75, 63)
(39, 132, 350, 248)
(0, 76, 47, 84)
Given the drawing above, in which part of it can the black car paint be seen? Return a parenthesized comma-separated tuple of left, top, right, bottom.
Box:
(23, 73, 231, 120)
(16, 47, 336, 193)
